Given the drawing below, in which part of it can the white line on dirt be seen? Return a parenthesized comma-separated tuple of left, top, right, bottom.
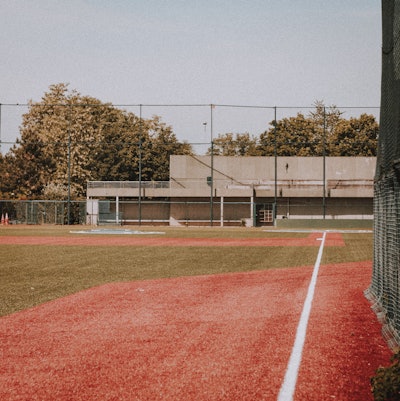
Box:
(70, 229, 165, 235)
(277, 231, 327, 401)
(263, 229, 371, 233)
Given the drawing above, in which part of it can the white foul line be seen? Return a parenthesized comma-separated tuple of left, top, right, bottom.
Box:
(277, 231, 327, 401)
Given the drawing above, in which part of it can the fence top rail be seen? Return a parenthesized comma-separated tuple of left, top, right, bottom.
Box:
(87, 181, 170, 189)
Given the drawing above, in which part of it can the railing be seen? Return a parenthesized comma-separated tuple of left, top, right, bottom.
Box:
(87, 181, 170, 189)
(87, 179, 375, 191)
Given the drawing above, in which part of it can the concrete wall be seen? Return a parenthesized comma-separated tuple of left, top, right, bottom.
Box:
(170, 155, 375, 182)
(87, 156, 375, 199)
(169, 155, 375, 198)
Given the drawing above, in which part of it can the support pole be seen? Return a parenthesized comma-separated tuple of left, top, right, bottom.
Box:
(274, 106, 278, 221)
(220, 196, 224, 227)
(323, 106, 326, 219)
(0, 103, 2, 154)
(67, 104, 72, 225)
(139, 104, 142, 226)
(210, 104, 214, 227)
(116, 196, 119, 225)
(250, 194, 254, 227)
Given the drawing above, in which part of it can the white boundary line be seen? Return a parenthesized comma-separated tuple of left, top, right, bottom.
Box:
(263, 229, 371, 233)
(277, 231, 327, 401)
(70, 229, 165, 235)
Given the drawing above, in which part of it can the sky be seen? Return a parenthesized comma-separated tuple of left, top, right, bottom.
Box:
(0, 0, 381, 152)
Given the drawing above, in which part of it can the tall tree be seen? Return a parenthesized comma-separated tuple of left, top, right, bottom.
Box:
(308, 101, 343, 155)
(5, 83, 192, 199)
(258, 113, 319, 156)
(257, 103, 377, 157)
(144, 116, 192, 181)
(327, 113, 378, 156)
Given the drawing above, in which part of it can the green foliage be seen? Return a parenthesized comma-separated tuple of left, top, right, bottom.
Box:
(328, 114, 379, 156)
(259, 113, 320, 156)
(2, 83, 192, 199)
(209, 103, 378, 157)
(371, 349, 400, 401)
(41, 183, 76, 200)
(210, 132, 261, 156)
(258, 103, 378, 157)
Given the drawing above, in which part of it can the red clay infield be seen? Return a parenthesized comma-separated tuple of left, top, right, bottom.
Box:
(0, 231, 345, 247)
(0, 261, 390, 401)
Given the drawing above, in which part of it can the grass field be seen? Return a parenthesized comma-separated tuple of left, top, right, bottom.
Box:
(0, 226, 372, 316)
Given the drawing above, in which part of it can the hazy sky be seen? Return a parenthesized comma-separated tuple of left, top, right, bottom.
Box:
(0, 0, 381, 150)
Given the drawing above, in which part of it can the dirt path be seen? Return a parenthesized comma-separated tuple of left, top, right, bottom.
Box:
(0, 262, 389, 401)
(0, 232, 345, 247)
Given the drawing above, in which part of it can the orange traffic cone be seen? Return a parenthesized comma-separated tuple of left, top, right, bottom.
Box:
(5, 213, 9, 225)
(1, 213, 4, 225)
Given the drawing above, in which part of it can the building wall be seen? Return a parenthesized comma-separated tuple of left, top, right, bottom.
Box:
(169, 155, 375, 198)
(87, 156, 376, 225)
(170, 155, 375, 182)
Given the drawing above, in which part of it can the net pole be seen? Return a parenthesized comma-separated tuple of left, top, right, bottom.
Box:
(139, 104, 143, 226)
(323, 106, 326, 219)
(0, 103, 2, 154)
(274, 106, 278, 220)
(67, 104, 72, 225)
(210, 104, 214, 227)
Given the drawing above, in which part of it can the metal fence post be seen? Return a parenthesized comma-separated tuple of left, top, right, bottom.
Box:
(323, 106, 326, 219)
(210, 104, 214, 226)
(67, 104, 72, 225)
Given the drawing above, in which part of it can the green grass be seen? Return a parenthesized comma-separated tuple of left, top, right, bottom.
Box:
(0, 226, 373, 317)
(323, 233, 373, 264)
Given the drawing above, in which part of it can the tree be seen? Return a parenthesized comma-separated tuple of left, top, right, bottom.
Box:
(327, 113, 378, 156)
(308, 101, 344, 155)
(258, 113, 319, 156)
(5, 134, 52, 199)
(4, 83, 193, 199)
(257, 103, 378, 157)
(0, 153, 10, 198)
(144, 116, 192, 181)
(208, 133, 261, 156)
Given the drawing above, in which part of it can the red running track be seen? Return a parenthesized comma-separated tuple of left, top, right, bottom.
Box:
(0, 262, 390, 401)
(0, 232, 345, 247)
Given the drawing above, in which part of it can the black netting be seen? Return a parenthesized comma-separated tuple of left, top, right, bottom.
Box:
(369, 0, 400, 348)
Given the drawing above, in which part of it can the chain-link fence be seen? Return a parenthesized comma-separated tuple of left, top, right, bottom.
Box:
(0, 198, 373, 227)
(367, 0, 400, 349)
(0, 200, 86, 225)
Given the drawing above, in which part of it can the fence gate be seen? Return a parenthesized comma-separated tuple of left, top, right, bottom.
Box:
(255, 203, 275, 226)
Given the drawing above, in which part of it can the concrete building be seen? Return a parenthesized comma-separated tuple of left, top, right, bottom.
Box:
(86, 156, 375, 226)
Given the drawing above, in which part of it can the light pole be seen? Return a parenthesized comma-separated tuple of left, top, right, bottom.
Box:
(274, 106, 277, 221)
(210, 105, 214, 226)
(139, 104, 143, 226)
(322, 106, 326, 219)
(0, 103, 2, 154)
(67, 104, 72, 225)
